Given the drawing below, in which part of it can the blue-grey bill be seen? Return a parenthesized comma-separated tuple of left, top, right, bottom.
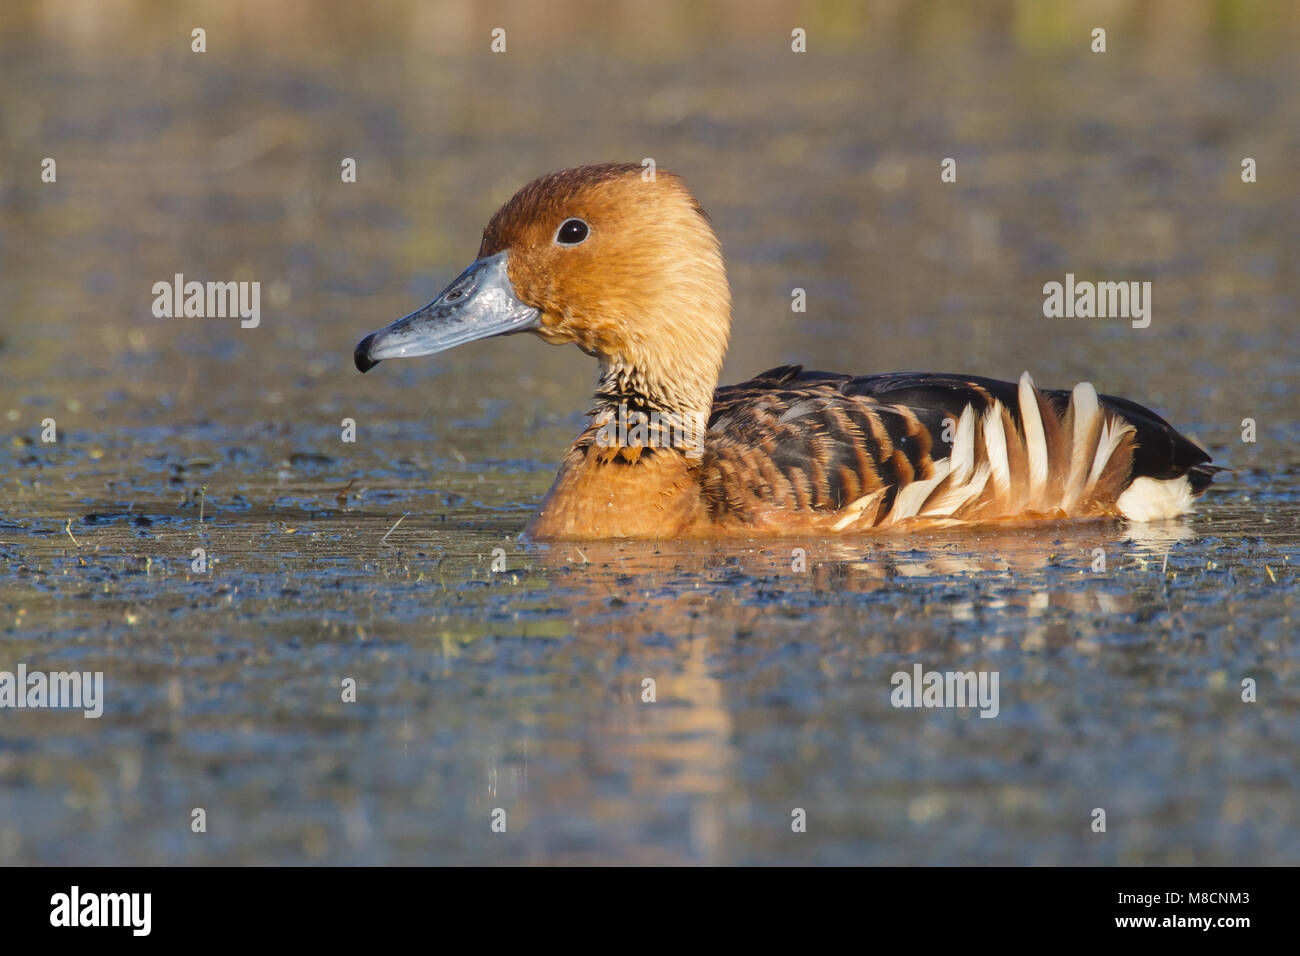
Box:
(354, 251, 540, 373)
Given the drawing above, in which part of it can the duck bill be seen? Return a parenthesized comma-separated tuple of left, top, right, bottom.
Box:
(354, 251, 540, 373)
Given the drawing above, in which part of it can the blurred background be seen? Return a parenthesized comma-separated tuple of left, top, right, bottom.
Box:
(0, 0, 1296, 865)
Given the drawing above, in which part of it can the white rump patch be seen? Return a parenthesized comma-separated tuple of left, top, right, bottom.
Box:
(1116, 475, 1196, 522)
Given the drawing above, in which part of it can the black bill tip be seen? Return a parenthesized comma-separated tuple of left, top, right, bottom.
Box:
(354, 333, 379, 373)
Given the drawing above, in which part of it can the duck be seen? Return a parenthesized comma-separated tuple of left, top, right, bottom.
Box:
(354, 162, 1217, 541)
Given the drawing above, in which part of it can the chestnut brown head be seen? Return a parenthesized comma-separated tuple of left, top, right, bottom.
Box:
(355, 163, 731, 415)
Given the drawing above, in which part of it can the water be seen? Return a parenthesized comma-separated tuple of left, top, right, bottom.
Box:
(0, 0, 1297, 864)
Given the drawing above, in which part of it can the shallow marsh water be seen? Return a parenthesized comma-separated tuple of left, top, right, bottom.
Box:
(0, 1, 1297, 864)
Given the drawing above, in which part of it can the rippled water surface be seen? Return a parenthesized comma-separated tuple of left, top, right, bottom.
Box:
(1, 0, 1297, 864)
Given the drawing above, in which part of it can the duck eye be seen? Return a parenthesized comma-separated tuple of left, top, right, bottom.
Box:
(555, 218, 589, 245)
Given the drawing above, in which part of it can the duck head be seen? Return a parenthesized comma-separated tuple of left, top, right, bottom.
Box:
(354, 163, 732, 416)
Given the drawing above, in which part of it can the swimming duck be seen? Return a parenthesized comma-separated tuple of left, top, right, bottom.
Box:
(355, 163, 1216, 540)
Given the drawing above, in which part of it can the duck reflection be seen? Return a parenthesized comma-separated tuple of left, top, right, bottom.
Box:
(464, 519, 1198, 861)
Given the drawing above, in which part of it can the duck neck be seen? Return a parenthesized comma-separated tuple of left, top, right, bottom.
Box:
(586, 357, 714, 462)
(583, 204, 731, 458)
(594, 356, 713, 414)
(587, 280, 731, 446)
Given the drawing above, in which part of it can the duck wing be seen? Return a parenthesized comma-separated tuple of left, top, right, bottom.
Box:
(703, 365, 1215, 529)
